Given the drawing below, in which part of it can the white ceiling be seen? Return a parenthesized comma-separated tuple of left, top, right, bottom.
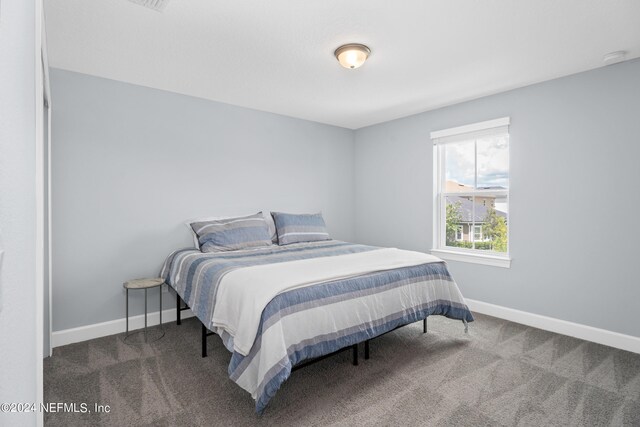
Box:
(45, 0, 640, 129)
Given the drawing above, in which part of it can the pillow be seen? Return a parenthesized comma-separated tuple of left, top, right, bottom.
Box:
(271, 212, 331, 245)
(264, 213, 278, 244)
(190, 212, 273, 252)
(185, 211, 277, 248)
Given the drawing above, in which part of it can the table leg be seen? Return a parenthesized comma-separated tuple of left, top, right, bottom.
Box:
(125, 288, 129, 335)
(144, 288, 148, 342)
(159, 285, 162, 328)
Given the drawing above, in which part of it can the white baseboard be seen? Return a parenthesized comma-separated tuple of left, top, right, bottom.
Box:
(52, 297, 640, 354)
(465, 298, 640, 354)
(52, 308, 195, 348)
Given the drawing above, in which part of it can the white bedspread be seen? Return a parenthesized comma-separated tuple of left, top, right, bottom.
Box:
(211, 248, 442, 356)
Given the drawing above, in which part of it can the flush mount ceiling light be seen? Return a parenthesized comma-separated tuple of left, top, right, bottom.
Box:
(334, 43, 371, 69)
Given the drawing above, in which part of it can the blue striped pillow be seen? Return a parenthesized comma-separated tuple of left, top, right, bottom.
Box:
(190, 212, 272, 252)
(271, 212, 331, 245)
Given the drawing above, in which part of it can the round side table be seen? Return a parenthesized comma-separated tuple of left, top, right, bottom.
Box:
(123, 278, 165, 342)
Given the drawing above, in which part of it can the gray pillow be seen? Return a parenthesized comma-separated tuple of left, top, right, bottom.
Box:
(271, 212, 331, 245)
(190, 212, 272, 252)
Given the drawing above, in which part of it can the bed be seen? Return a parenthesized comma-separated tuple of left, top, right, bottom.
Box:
(160, 239, 474, 414)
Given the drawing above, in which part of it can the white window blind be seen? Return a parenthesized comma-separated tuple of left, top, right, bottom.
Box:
(431, 117, 510, 145)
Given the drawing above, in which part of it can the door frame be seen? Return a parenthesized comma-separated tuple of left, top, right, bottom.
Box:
(35, 0, 51, 425)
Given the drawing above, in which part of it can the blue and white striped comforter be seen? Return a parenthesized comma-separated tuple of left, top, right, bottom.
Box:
(160, 240, 474, 413)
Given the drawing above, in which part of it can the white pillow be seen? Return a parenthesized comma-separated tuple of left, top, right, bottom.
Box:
(185, 211, 277, 249)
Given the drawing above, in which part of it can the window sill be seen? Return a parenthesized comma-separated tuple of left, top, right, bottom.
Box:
(431, 249, 511, 268)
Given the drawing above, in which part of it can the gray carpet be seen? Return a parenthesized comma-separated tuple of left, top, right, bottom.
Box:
(44, 313, 640, 426)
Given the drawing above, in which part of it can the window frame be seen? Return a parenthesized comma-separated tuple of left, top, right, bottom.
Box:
(431, 117, 512, 268)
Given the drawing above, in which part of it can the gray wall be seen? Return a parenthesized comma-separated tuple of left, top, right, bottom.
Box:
(53, 60, 640, 339)
(354, 58, 640, 338)
(0, 0, 39, 425)
(51, 69, 355, 332)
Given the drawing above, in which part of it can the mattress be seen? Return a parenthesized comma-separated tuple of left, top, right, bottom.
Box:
(160, 240, 474, 413)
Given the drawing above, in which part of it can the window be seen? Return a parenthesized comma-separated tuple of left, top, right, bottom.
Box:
(431, 117, 511, 268)
(473, 225, 483, 242)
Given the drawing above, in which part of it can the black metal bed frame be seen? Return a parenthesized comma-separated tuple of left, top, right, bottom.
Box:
(176, 293, 427, 369)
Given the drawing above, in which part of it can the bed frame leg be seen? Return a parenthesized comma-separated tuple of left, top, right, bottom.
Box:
(201, 324, 208, 358)
(352, 344, 358, 366)
(176, 294, 182, 325)
(423, 317, 427, 333)
(364, 340, 370, 360)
